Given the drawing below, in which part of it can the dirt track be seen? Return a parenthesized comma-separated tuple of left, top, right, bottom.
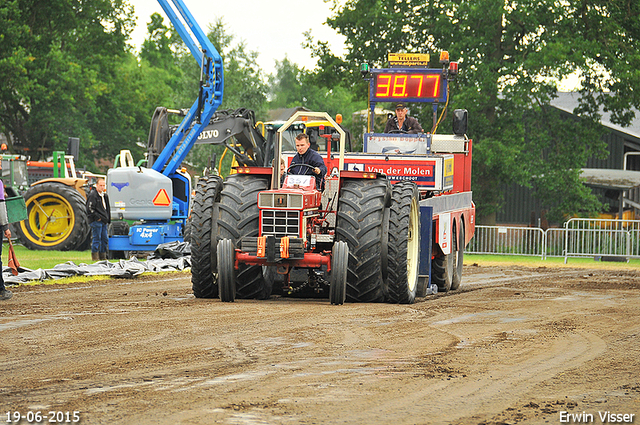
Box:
(1, 264, 639, 425)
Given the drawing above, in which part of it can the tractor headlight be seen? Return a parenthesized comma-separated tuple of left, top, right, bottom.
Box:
(258, 193, 303, 209)
(259, 193, 274, 207)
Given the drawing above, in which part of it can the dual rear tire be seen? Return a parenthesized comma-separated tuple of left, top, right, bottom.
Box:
(190, 175, 224, 298)
(387, 182, 421, 304)
(215, 174, 272, 300)
(336, 178, 390, 302)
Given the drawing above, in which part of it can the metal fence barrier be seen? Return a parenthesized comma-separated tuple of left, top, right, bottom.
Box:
(467, 219, 640, 262)
(467, 226, 545, 257)
(563, 218, 640, 263)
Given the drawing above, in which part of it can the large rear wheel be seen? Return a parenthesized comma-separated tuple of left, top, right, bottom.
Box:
(387, 182, 420, 304)
(190, 175, 223, 298)
(15, 182, 90, 251)
(336, 178, 390, 302)
(217, 174, 271, 300)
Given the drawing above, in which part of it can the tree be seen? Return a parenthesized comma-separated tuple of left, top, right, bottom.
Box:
(209, 20, 267, 116)
(0, 0, 145, 170)
(267, 58, 308, 109)
(181, 18, 268, 173)
(267, 56, 365, 147)
(324, 0, 640, 223)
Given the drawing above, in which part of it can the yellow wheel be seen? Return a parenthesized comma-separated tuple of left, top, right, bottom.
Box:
(14, 182, 90, 251)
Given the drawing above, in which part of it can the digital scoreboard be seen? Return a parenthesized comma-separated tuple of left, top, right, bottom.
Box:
(370, 69, 447, 103)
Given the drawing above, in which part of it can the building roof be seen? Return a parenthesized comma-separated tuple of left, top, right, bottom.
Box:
(581, 168, 640, 190)
(551, 92, 640, 140)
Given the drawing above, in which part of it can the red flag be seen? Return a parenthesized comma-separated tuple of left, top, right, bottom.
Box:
(8, 238, 20, 276)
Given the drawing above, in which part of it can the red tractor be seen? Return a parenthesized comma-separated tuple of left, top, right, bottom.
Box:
(217, 170, 348, 304)
(213, 111, 393, 305)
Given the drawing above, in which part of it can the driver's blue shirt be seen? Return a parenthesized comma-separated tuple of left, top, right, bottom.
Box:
(290, 149, 328, 190)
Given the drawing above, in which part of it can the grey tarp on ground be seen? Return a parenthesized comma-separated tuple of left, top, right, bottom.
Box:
(2, 241, 192, 285)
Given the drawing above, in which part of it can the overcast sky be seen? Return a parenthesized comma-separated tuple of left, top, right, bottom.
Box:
(129, 0, 347, 75)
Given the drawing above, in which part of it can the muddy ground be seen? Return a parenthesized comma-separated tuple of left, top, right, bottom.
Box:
(1, 263, 639, 425)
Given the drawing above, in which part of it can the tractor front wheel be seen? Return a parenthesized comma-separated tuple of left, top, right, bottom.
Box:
(217, 239, 236, 302)
(330, 241, 348, 305)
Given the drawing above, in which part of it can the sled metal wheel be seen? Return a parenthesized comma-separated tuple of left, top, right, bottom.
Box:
(217, 239, 236, 302)
(330, 241, 348, 305)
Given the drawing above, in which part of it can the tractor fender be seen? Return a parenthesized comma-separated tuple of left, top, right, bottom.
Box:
(31, 178, 89, 199)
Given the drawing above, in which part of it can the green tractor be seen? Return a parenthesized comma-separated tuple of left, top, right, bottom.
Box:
(13, 151, 103, 251)
(0, 154, 28, 229)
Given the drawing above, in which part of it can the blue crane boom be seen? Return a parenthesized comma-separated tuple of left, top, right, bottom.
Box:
(106, 0, 225, 256)
(152, 0, 224, 176)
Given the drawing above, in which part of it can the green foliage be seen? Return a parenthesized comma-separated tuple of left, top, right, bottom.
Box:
(323, 0, 640, 222)
(184, 18, 268, 173)
(212, 27, 267, 114)
(140, 13, 182, 70)
(267, 57, 366, 148)
(268, 58, 307, 109)
(0, 0, 145, 171)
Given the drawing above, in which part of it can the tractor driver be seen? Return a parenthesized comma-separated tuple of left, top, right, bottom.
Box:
(384, 102, 424, 134)
(288, 133, 327, 191)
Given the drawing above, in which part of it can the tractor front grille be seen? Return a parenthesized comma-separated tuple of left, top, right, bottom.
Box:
(261, 210, 300, 238)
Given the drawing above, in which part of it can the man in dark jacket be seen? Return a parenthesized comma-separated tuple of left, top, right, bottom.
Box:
(289, 133, 328, 190)
(87, 178, 110, 261)
(384, 102, 424, 134)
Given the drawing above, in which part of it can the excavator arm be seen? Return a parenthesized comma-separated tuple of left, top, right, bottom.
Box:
(193, 108, 270, 167)
(148, 107, 272, 168)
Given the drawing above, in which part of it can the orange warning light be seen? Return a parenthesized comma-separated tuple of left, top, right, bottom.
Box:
(152, 189, 171, 206)
(257, 236, 266, 257)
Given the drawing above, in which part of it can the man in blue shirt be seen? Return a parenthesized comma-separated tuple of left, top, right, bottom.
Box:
(289, 133, 328, 190)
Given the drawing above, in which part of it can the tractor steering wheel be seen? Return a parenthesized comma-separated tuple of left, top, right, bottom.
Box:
(286, 163, 317, 174)
(388, 129, 409, 134)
